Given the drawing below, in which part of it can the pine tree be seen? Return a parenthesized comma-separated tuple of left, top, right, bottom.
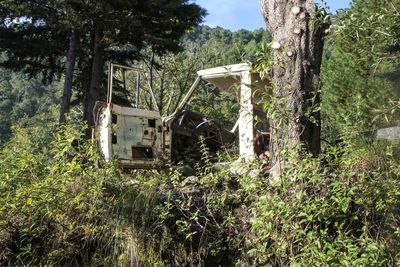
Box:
(0, 0, 206, 128)
(322, 0, 400, 138)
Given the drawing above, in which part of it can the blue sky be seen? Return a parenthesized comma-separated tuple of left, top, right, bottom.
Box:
(194, 0, 351, 31)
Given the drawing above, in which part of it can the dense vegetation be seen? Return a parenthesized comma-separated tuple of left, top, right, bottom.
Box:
(322, 0, 400, 140)
(1, 0, 400, 266)
(0, 63, 60, 144)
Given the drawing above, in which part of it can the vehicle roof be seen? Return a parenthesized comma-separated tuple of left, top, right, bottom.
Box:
(197, 63, 268, 93)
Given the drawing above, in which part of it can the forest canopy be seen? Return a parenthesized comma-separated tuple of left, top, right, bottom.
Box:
(0, 0, 206, 126)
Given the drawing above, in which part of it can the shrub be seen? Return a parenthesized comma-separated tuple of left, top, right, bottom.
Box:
(1, 124, 399, 266)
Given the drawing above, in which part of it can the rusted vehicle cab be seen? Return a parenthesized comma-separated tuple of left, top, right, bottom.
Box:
(96, 64, 167, 168)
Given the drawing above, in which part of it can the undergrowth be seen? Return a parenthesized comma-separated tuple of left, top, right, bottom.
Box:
(0, 123, 399, 266)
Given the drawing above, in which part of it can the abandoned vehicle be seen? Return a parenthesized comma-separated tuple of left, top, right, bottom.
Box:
(95, 63, 269, 169)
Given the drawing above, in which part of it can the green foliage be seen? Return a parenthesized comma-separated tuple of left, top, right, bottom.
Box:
(1, 122, 400, 266)
(321, 0, 400, 140)
(0, 64, 59, 144)
(0, 0, 206, 77)
(124, 138, 400, 266)
(247, 140, 400, 266)
(0, 123, 148, 265)
(182, 26, 270, 128)
(253, 42, 274, 80)
(146, 25, 271, 126)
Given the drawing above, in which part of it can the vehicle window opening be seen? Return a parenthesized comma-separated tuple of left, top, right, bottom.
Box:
(112, 133, 117, 144)
(148, 119, 156, 128)
(132, 147, 153, 159)
(112, 114, 118, 124)
(107, 64, 157, 111)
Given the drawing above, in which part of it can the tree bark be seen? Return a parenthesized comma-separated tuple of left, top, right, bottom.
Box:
(260, 0, 328, 162)
(158, 56, 167, 114)
(85, 24, 104, 132)
(59, 29, 78, 123)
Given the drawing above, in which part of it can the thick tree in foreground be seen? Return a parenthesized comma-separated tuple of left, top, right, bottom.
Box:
(260, 0, 328, 161)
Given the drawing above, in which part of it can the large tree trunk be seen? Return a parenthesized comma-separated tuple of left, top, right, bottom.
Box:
(84, 24, 104, 133)
(260, 0, 328, 163)
(59, 29, 78, 123)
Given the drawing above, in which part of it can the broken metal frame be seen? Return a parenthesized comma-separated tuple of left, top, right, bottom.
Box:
(167, 63, 267, 160)
(106, 63, 159, 112)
